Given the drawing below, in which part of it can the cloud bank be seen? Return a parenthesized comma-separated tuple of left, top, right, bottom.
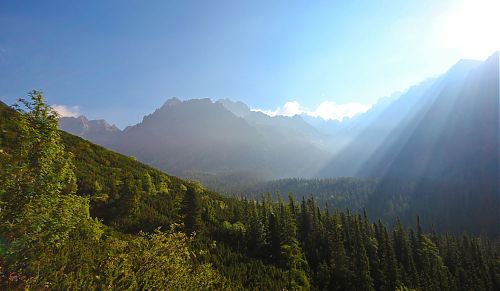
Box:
(253, 100, 371, 121)
(52, 104, 81, 117)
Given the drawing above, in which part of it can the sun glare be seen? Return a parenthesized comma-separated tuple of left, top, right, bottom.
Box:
(437, 0, 500, 59)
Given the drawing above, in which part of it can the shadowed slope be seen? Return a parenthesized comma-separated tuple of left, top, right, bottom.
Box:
(364, 53, 499, 236)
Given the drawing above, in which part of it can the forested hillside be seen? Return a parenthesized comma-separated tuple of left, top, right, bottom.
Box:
(202, 172, 499, 238)
(207, 177, 378, 213)
(315, 53, 499, 237)
(1, 94, 499, 290)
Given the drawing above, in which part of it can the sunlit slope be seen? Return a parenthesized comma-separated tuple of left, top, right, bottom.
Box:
(0, 100, 222, 230)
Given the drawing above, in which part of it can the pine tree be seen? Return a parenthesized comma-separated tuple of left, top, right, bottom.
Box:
(394, 219, 419, 288)
(352, 219, 374, 290)
(182, 186, 202, 235)
(328, 215, 352, 291)
(247, 202, 266, 257)
(382, 228, 400, 290)
(268, 212, 282, 262)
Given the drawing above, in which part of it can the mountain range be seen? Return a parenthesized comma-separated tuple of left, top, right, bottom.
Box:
(60, 53, 499, 184)
(58, 52, 499, 236)
(61, 96, 333, 181)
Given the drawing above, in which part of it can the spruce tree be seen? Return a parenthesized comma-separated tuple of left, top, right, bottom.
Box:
(182, 186, 202, 235)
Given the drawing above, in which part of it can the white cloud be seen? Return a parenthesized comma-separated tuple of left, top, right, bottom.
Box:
(252, 100, 371, 121)
(52, 104, 81, 117)
(310, 101, 371, 121)
(253, 101, 305, 117)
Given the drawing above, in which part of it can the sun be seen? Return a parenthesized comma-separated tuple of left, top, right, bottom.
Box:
(437, 0, 500, 59)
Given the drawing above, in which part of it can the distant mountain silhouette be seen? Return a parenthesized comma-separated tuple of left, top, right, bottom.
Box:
(218, 99, 329, 150)
(113, 98, 270, 176)
(59, 115, 121, 146)
(63, 98, 330, 181)
(317, 59, 484, 177)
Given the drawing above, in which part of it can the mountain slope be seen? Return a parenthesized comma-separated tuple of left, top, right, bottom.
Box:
(218, 98, 324, 139)
(115, 98, 266, 174)
(59, 115, 121, 147)
(101, 98, 330, 180)
(365, 53, 499, 236)
(1, 99, 193, 228)
(317, 76, 450, 177)
(363, 56, 497, 180)
(315, 54, 499, 236)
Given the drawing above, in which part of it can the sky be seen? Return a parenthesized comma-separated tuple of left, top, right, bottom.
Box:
(0, 0, 499, 128)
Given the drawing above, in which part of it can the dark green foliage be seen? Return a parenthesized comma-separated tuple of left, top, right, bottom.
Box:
(183, 186, 203, 235)
(212, 177, 378, 213)
(218, 176, 498, 239)
(203, 191, 499, 290)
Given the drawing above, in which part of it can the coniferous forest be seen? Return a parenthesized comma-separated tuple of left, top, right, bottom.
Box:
(1, 92, 498, 290)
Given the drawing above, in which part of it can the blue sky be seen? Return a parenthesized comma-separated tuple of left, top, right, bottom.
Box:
(1, 0, 498, 127)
